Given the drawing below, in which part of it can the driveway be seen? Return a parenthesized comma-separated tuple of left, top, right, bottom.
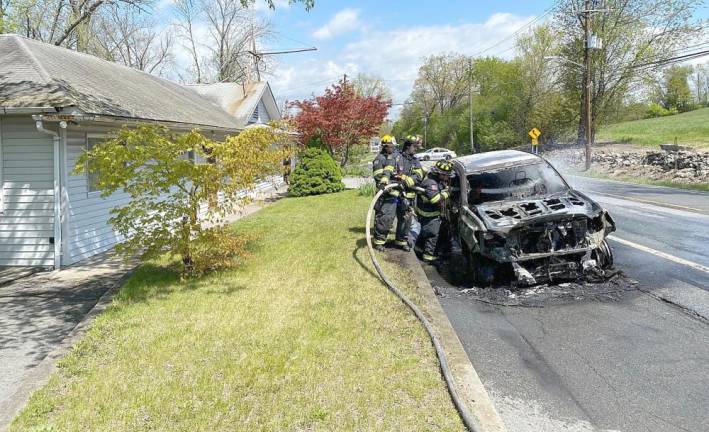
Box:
(0, 252, 134, 428)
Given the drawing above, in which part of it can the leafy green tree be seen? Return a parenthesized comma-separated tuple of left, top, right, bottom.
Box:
(289, 148, 344, 197)
(554, 0, 704, 145)
(513, 25, 577, 142)
(75, 125, 291, 274)
(662, 65, 694, 112)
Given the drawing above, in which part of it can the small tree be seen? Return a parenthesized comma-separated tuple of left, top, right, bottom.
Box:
(662, 65, 694, 112)
(288, 148, 344, 197)
(289, 79, 391, 166)
(75, 124, 292, 274)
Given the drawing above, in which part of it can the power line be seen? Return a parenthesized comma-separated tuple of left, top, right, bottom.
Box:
(469, 3, 557, 58)
(272, 31, 316, 49)
(633, 49, 709, 70)
(249, 47, 317, 56)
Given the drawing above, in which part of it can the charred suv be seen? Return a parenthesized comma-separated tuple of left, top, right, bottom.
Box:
(446, 150, 616, 285)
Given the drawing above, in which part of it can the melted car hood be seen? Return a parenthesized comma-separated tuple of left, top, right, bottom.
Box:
(473, 190, 603, 232)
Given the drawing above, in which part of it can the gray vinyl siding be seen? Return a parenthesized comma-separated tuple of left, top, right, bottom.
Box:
(0, 116, 55, 267)
(64, 125, 128, 265)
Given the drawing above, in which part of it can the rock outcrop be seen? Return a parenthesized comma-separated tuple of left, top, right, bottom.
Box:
(546, 148, 709, 185)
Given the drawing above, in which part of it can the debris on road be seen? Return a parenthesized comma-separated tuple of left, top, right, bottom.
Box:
(436, 252, 637, 308)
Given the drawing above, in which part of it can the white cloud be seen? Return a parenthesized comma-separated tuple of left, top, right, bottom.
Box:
(271, 12, 537, 119)
(312, 8, 361, 40)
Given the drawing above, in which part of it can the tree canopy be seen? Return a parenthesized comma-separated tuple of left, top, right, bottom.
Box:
(289, 79, 391, 166)
(394, 0, 705, 153)
(75, 125, 293, 274)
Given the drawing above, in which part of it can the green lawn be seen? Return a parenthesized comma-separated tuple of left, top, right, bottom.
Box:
(12, 191, 462, 431)
(597, 107, 709, 148)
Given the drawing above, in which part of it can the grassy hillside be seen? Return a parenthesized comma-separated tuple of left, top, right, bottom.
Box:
(597, 107, 709, 148)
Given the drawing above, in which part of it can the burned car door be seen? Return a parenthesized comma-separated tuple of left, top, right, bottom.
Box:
(450, 161, 484, 256)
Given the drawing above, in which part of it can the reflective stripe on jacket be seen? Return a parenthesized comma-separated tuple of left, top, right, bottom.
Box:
(372, 152, 403, 196)
(415, 177, 448, 218)
(400, 153, 424, 199)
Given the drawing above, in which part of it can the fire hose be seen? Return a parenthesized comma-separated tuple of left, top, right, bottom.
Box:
(365, 183, 480, 432)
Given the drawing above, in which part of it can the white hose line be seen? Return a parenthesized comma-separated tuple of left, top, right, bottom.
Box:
(365, 184, 480, 432)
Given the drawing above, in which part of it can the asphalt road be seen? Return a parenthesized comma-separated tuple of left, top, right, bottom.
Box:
(428, 176, 709, 432)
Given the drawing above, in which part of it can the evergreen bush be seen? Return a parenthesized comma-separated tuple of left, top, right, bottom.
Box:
(289, 148, 345, 196)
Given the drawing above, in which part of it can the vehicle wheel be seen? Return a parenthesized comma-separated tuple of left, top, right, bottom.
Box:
(462, 244, 495, 287)
(423, 155, 430, 161)
(593, 239, 614, 269)
(459, 242, 475, 282)
(445, 155, 451, 160)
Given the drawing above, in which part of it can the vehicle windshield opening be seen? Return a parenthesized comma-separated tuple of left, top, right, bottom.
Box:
(467, 162, 569, 205)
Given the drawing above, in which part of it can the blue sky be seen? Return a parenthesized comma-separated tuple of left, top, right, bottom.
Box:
(257, 0, 556, 114)
(161, 0, 709, 118)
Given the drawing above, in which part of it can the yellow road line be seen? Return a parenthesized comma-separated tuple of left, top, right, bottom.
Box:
(590, 191, 707, 214)
(608, 235, 709, 275)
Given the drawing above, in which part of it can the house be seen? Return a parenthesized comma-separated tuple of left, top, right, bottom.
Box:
(0, 34, 281, 269)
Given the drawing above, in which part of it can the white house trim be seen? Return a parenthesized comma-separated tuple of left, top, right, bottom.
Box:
(0, 116, 4, 215)
(33, 118, 63, 269)
(60, 126, 70, 265)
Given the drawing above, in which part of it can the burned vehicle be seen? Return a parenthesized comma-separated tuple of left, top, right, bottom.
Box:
(446, 150, 616, 286)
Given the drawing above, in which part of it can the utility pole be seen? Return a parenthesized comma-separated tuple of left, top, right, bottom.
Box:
(343, 73, 348, 87)
(583, 0, 592, 170)
(468, 58, 475, 154)
(423, 98, 429, 149)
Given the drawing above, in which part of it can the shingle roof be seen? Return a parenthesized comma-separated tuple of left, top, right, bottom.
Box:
(0, 34, 241, 130)
(185, 82, 281, 126)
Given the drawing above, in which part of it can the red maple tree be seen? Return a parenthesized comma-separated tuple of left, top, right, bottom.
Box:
(289, 79, 391, 166)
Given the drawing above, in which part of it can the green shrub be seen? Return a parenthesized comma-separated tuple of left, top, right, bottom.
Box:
(358, 182, 376, 197)
(645, 103, 678, 118)
(191, 227, 254, 275)
(289, 148, 345, 197)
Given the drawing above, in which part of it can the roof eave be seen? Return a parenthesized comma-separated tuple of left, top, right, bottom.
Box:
(1, 106, 62, 114)
(36, 112, 242, 134)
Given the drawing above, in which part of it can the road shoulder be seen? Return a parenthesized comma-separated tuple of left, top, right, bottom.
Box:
(399, 251, 508, 432)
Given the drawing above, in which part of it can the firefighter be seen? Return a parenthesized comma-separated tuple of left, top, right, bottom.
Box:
(415, 160, 453, 263)
(372, 135, 403, 251)
(393, 136, 424, 251)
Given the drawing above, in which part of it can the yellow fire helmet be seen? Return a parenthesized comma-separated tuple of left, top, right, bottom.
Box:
(380, 134, 395, 145)
(431, 160, 454, 176)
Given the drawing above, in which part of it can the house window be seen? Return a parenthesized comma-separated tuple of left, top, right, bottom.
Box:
(86, 135, 108, 193)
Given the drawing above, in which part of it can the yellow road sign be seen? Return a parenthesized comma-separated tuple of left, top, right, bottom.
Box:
(528, 127, 541, 139)
(531, 138, 539, 146)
